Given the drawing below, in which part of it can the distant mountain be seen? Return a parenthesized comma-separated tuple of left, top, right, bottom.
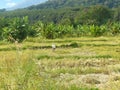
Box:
(26, 0, 120, 10)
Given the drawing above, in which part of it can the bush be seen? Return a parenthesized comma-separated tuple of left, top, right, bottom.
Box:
(3, 16, 29, 42)
(70, 42, 79, 48)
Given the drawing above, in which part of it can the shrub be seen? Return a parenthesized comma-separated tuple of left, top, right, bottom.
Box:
(69, 42, 79, 48)
(3, 16, 29, 42)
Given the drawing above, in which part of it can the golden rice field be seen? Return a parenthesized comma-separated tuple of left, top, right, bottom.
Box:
(0, 36, 120, 90)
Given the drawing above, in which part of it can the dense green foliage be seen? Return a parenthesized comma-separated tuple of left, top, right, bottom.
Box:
(32, 22, 120, 38)
(1, 17, 119, 40)
(28, 0, 120, 9)
(0, 16, 29, 42)
(0, 6, 119, 25)
(0, 0, 119, 24)
(0, 0, 120, 42)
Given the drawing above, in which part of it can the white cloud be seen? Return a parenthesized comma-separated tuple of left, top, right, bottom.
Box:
(6, 2, 17, 8)
(6, 0, 47, 10)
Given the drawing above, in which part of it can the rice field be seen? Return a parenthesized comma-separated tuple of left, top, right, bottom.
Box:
(0, 36, 120, 90)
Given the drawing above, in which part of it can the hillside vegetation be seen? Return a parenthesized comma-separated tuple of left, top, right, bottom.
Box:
(27, 0, 120, 9)
(0, 0, 120, 42)
(0, 0, 119, 24)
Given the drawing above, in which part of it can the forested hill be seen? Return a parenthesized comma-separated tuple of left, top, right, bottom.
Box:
(27, 0, 120, 10)
(0, 0, 119, 25)
(0, 0, 119, 41)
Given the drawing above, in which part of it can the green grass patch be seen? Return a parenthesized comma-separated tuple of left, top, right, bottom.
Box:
(0, 37, 120, 90)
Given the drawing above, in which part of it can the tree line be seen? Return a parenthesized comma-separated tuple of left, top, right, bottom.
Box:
(0, 5, 120, 42)
(0, 5, 119, 25)
(0, 16, 119, 43)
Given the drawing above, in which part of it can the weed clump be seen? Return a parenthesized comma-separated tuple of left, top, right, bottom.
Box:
(69, 42, 79, 48)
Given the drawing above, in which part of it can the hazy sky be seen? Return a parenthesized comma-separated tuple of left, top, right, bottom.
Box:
(0, 0, 47, 9)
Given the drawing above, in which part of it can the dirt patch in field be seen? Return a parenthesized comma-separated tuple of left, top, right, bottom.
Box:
(56, 73, 120, 89)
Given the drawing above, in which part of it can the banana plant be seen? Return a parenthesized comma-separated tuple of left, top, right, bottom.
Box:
(4, 16, 29, 42)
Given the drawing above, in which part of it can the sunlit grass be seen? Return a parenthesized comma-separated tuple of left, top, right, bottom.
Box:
(0, 36, 120, 90)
